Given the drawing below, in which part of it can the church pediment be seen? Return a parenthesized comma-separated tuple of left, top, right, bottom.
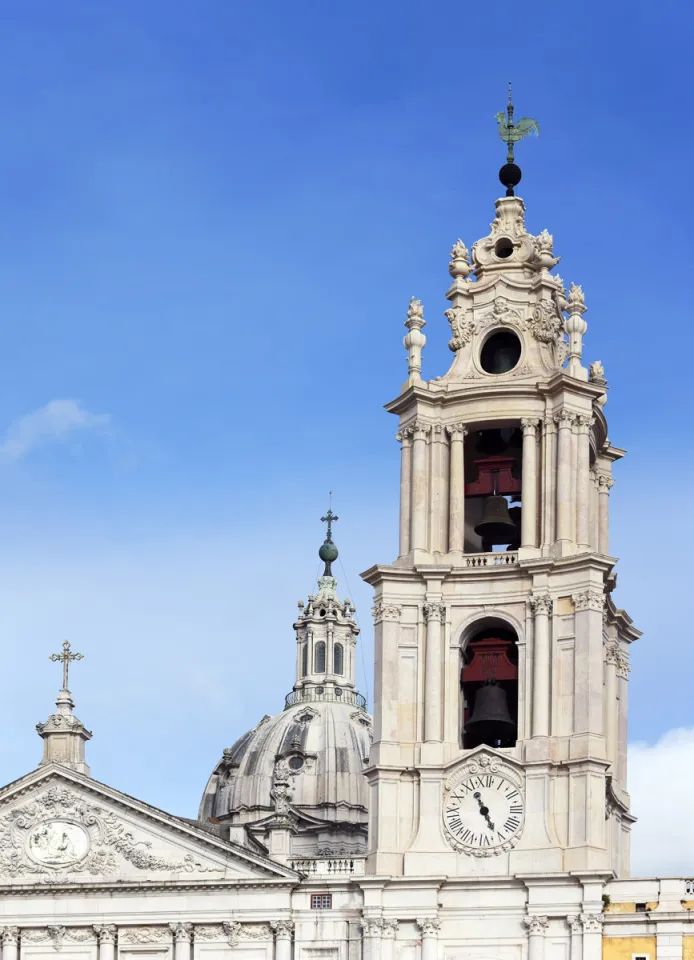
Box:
(0, 765, 298, 886)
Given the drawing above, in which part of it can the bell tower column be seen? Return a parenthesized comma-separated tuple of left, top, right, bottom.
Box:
(520, 418, 540, 551)
(397, 427, 413, 556)
(576, 415, 594, 551)
(530, 595, 552, 738)
(411, 421, 430, 552)
(424, 600, 445, 743)
(555, 409, 575, 553)
(597, 473, 614, 554)
(446, 423, 467, 553)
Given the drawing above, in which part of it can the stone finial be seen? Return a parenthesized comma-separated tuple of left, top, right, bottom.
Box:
(448, 239, 472, 282)
(589, 360, 606, 383)
(567, 282, 586, 312)
(403, 297, 427, 385)
(565, 282, 588, 380)
(533, 229, 560, 270)
(37, 643, 92, 776)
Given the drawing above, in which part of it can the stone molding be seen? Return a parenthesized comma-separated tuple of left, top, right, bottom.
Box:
(372, 602, 401, 623)
(524, 915, 549, 935)
(120, 928, 170, 944)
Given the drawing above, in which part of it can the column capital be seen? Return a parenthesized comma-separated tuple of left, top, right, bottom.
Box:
(566, 915, 582, 934)
(529, 594, 552, 616)
(411, 420, 431, 440)
(616, 650, 631, 679)
(271, 920, 294, 941)
(524, 915, 549, 935)
(396, 427, 414, 445)
(169, 923, 193, 943)
(580, 914, 603, 933)
(597, 473, 615, 491)
(416, 917, 441, 936)
(372, 601, 402, 623)
(94, 926, 117, 944)
(575, 414, 595, 431)
(445, 421, 468, 439)
(424, 601, 445, 622)
(573, 590, 605, 612)
(554, 408, 576, 426)
(360, 918, 384, 937)
(542, 415, 557, 433)
(382, 920, 399, 939)
(520, 417, 541, 435)
(605, 640, 620, 665)
(0, 928, 19, 945)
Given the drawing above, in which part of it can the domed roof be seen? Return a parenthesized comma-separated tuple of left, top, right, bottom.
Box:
(199, 692, 372, 826)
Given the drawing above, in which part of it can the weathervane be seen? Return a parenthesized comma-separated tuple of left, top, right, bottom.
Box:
(494, 83, 539, 196)
(49, 640, 83, 691)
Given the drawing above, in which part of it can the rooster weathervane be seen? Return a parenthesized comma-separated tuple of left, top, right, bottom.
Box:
(494, 83, 539, 196)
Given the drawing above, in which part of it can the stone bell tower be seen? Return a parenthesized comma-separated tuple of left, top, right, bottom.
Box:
(362, 109, 639, 880)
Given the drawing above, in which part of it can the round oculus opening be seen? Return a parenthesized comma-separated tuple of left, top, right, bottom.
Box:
(288, 756, 304, 770)
(480, 330, 522, 375)
(319, 608, 326, 617)
(335, 687, 343, 697)
(494, 237, 514, 259)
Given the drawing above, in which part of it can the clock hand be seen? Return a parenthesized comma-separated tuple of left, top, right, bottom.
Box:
(473, 791, 495, 831)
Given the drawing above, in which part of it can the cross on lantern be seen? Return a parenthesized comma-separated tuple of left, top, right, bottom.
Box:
(320, 508, 338, 543)
(49, 640, 84, 691)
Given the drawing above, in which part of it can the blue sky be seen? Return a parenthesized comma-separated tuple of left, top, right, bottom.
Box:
(0, 1, 690, 872)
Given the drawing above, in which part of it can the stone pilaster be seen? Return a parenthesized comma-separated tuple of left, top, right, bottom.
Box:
(529, 594, 552, 738)
(360, 918, 383, 960)
(580, 914, 603, 960)
(271, 920, 294, 960)
(524, 915, 548, 960)
(410, 421, 431, 551)
(417, 918, 441, 960)
(381, 920, 399, 960)
(597, 474, 614, 554)
(423, 601, 445, 743)
(575, 415, 594, 550)
(554, 409, 575, 552)
(1, 928, 19, 960)
(94, 926, 117, 960)
(169, 923, 192, 960)
(520, 418, 540, 551)
(446, 422, 467, 553)
(566, 915, 582, 960)
(397, 427, 413, 556)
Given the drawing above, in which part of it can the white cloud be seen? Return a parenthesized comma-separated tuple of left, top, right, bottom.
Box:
(0, 399, 109, 461)
(629, 727, 694, 876)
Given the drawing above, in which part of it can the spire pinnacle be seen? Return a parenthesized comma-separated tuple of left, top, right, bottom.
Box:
(319, 503, 339, 577)
(494, 85, 539, 197)
(37, 642, 91, 776)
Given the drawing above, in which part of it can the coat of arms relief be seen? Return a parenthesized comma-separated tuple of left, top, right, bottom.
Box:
(0, 786, 221, 883)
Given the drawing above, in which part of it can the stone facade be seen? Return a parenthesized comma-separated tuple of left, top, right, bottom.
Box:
(0, 189, 690, 960)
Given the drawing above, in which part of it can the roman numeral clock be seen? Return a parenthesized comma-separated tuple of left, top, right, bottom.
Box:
(443, 752, 525, 857)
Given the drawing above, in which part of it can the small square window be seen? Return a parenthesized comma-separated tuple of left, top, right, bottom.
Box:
(310, 893, 333, 910)
(633, 954, 649, 960)
(635, 903, 647, 913)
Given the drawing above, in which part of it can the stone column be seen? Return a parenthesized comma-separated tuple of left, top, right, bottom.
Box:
(271, 920, 294, 960)
(94, 926, 117, 960)
(424, 601, 445, 743)
(575, 416, 594, 550)
(530, 595, 552, 738)
(521, 418, 540, 549)
(410, 421, 430, 551)
(429, 424, 447, 553)
(597, 474, 614, 555)
(446, 423, 467, 553)
(360, 918, 383, 960)
(604, 642, 619, 771)
(417, 918, 441, 960)
(169, 923, 192, 960)
(566, 915, 582, 960)
(554, 409, 575, 548)
(397, 427, 413, 556)
(1, 928, 19, 960)
(580, 914, 603, 960)
(381, 920, 399, 960)
(524, 916, 548, 960)
(541, 416, 557, 547)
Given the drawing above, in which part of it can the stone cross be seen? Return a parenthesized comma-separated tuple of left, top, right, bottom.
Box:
(49, 640, 84, 691)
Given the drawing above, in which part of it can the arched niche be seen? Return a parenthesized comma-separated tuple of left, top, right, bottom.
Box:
(458, 614, 520, 750)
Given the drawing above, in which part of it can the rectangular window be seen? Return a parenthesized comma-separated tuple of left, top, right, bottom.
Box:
(632, 954, 649, 960)
(635, 903, 647, 913)
(310, 893, 333, 910)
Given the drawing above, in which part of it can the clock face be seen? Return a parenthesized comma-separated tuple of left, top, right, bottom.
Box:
(443, 771, 524, 854)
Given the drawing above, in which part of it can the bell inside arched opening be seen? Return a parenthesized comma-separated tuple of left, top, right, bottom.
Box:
(463, 426, 522, 554)
(461, 627, 518, 749)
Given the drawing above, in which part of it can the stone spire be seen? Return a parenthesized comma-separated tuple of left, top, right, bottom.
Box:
(36, 641, 92, 776)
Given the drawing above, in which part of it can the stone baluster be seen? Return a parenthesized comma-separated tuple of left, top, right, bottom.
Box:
(94, 926, 117, 960)
(604, 641, 619, 771)
(520, 418, 540, 549)
(566, 916, 582, 960)
(530, 595, 552, 738)
(580, 914, 603, 960)
(271, 920, 294, 960)
(417, 918, 441, 960)
(554, 409, 575, 549)
(410, 421, 431, 551)
(397, 427, 413, 556)
(524, 915, 548, 960)
(360, 918, 383, 960)
(169, 923, 192, 960)
(597, 474, 614, 555)
(424, 601, 445, 743)
(1, 928, 19, 960)
(446, 423, 467, 553)
(381, 920, 399, 960)
(575, 415, 594, 550)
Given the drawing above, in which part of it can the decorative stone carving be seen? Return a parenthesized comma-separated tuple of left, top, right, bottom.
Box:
(94, 926, 117, 944)
(193, 926, 224, 941)
(566, 915, 582, 934)
(404, 298, 427, 383)
(554, 408, 576, 427)
(616, 651, 631, 679)
(360, 918, 383, 937)
(222, 922, 242, 948)
(597, 474, 615, 492)
(47, 927, 66, 951)
(524, 915, 549, 935)
(407, 297, 424, 324)
(568, 282, 586, 312)
(382, 920, 399, 939)
(169, 923, 193, 943)
(590, 360, 606, 383)
(372, 602, 401, 623)
(0, 928, 19, 945)
(239, 925, 272, 941)
(605, 641, 620, 666)
(395, 426, 414, 445)
(520, 417, 540, 435)
(424, 602, 445, 623)
(445, 306, 475, 352)
(528, 298, 563, 343)
(573, 591, 605, 612)
(411, 420, 431, 440)
(271, 920, 294, 940)
(575, 414, 595, 431)
(416, 917, 441, 936)
(0, 786, 221, 881)
(120, 928, 170, 944)
(449, 238, 470, 264)
(580, 914, 603, 933)
(478, 297, 522, 330)
(445, 422, 468, 439)
(529, 594, 553, 616)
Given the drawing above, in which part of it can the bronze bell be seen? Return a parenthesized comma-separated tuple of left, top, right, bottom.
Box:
(474, 494, 517, 545)
(465, 683, 516, 747)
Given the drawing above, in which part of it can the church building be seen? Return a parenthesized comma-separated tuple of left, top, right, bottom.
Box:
(0, 105, 690, 960)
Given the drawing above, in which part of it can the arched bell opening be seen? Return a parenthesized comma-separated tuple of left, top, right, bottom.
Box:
(463, 425, 523, 553)
(461, 626, 518, 749)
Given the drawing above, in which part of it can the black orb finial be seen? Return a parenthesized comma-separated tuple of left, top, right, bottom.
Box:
(319, 500, 339, 576)
(494, 83, 539, 197)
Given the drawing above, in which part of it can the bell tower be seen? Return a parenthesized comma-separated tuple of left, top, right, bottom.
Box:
(362, 98, 639, 880)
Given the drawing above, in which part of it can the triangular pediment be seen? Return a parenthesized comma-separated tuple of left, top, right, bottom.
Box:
(0, 764, 298, 887)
